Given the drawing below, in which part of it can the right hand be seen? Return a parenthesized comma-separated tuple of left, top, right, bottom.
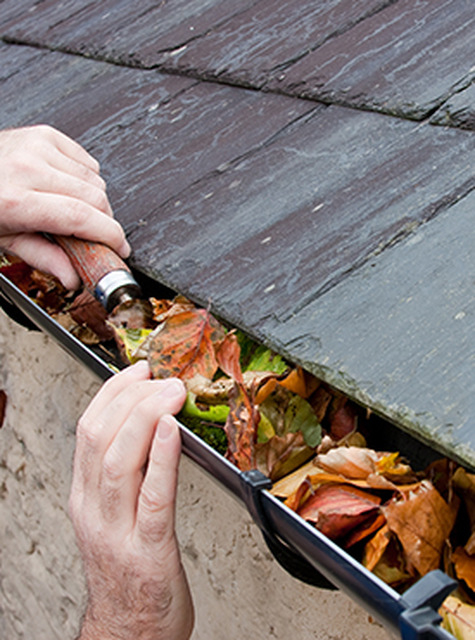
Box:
(0, 124, 130, 289)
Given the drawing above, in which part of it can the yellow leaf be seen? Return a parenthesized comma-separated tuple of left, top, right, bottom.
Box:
(441, 595, 475, 640)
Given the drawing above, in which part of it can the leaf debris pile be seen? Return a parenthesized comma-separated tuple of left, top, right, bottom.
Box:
(2, 258, 474, 638)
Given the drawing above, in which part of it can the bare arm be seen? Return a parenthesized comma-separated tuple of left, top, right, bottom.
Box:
(0, 124, 130, 289)
(69, 361, 194, 640)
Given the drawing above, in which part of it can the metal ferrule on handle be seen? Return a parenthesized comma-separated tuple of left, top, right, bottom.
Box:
(95, 270, 142, 311)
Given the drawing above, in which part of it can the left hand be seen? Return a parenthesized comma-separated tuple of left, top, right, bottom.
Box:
(69, 361, 194, 640)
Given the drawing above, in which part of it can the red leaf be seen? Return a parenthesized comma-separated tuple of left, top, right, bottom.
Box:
(216, 331, 243, 383)
(0, 390, 6, 429)
(298, 484, 381, 540)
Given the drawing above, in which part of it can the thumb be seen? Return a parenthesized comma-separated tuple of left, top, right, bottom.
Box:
(136, 415, 182, 545)
(1, 233, 81, 289)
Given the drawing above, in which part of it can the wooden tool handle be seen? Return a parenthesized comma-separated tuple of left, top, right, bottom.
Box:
(54, 235, 130, 292)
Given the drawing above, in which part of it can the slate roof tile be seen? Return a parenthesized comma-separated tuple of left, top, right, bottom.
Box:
(0, 0, 474, 467)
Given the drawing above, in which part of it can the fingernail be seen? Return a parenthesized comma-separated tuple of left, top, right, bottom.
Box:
(120, 239, 131, 257)
(157, 415, 175, 440)
(158, 378, 185, 399)
(132, 360, 151, 375)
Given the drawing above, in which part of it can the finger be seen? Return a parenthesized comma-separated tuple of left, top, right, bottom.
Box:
(19, 190, 130, 258)
(36, 149, 115, 218)
(0, 232, 81, 289)
(34, 165, 113, 217)
(78, 361, 151, 426)
(30, 124, 100, 174)
(40, 157, 114, 217)
(70, 362, 150, 506)
(75, 375, 185, 496)
(136, 415, 182, 546)
(99, 381, 186, 524)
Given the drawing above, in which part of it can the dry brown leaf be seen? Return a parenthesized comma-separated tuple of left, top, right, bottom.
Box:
(255, 431, 314, 482)
(329, 401, 359, 440)
(271, 459, 318, 498)
(453, 467, 475, 554)
(452, 547, 475, 591)
(383, 480, 458, 576)
(308, 385, 333, 423)
(150, 295, 195, 323)
(344, 512, 387, 549)
(224, 382, 259, 471)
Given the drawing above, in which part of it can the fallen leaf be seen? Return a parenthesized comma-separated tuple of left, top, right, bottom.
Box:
(181, 392, 229, 424)
(440, 595, 475, 640)
(279, 367, 320, 399)
(187, 370, 278, 405)
(148, 308, 225, 381)
(216, 331, 243, 383)
(272, 459, 318, 499)
(329, 400, 359, 440)
(69, 289, 115, 342)
(255, 431, 314, 481)
(363, 524, 393, 572)
(0, 390, 6, 428)
(315, 446, 416, 485)
(308, 385, 334, 423)
(383, 480, 458, 576)
(297, 484, 381, 540)
(453, 467, 475, 555)
(150, 295, 195, 323)
(112, 327, 153, 363)
(452, 547, 475, 592)
(224, 382, 260, 471)
(344, 512, 387, 548)
(259, 385, 321, 448)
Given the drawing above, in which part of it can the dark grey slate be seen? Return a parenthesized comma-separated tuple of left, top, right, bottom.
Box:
(269, 190, 475, 469)
(431, 82, 475, 131)
(271, 0, 475, 120)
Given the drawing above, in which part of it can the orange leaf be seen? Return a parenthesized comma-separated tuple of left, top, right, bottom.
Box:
(279, 367, 319, 398)
(363, 524, 393, 571)
(284, 476, 313, 512)
(150, 295, 195, 322)
(148, 308, 225, 381)
(452, 547, 475, 591)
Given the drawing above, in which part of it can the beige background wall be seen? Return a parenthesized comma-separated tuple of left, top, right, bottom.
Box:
(0, 310, 390, 640)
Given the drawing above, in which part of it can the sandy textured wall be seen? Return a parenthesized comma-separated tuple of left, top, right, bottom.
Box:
(0, 310, 388, 640)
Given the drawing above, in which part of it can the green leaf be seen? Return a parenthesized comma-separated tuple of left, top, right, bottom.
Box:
(285, 395, 322, 448)
(257, 413, 276, 443)
(181, 392, 229, 423)
(113, 327, 152, 363)
(235, 330, 288, 374)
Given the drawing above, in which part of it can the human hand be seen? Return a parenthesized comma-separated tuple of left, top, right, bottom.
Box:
(0, 125, 130, 289)
(69, 361, 194, 640)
